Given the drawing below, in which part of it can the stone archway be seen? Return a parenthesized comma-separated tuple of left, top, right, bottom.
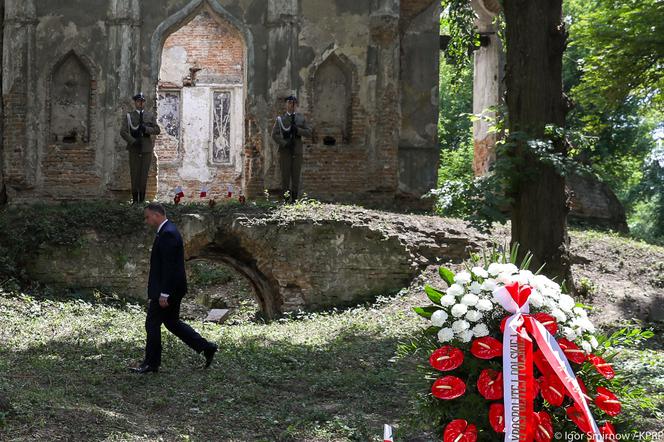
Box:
(149, 0, 253, 201)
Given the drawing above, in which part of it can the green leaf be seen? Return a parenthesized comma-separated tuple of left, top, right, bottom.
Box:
(424, 285, 444, 305)
(438, 266, 455, 286)
(412, 306, 440, 319)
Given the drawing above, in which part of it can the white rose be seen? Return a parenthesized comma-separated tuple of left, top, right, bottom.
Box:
(558, 294, 576, 312)
(481, 279, 497, 292)
(589, 336, 599, 349)
(476, 299, 493, 311)
(578, 317, 596, 333)
(438, 327, 454, 342)
(451, 304, 468, 317)
(465, 309, 483, 322)
(581, 340, 593, 354)
(529, 291, 544, 308)
(551, 308, 567, 323)
(469, 281, 482, 294)
(459, 329, 474, 343)
(472, 323, 490, 337)
(503, 263, 519, 274)
(446, 284, 465, 297)
(472, 267, 489, 279)
(461, 293, 479, 306)
(431, 309, 449, 327)
(440, 295, 456, 306)
(487, 263, 502, 276)
(452, 319, 470, 332)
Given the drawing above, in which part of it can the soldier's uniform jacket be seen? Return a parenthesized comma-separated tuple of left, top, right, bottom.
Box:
(120, 109, 161, 153)
(271, 112, 312, 149)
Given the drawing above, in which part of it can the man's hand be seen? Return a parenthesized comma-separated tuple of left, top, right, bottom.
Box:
(159, 294, 169, 308)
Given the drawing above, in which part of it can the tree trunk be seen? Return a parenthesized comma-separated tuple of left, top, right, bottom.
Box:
(503, 0, 573, 285)
(0, 1, 6, 205)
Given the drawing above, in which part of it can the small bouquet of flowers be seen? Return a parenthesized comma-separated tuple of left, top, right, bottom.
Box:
(411, 247, 654, 442)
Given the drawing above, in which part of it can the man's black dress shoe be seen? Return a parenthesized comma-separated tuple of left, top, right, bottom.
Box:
(203, 345, 218, 368)
(130, 364, 159, 374)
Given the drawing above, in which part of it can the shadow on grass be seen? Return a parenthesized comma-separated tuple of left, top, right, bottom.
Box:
(0, 324, 425, 441)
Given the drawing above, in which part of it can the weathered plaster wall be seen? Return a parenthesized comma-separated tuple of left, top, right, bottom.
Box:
(1, 0, 441, 208)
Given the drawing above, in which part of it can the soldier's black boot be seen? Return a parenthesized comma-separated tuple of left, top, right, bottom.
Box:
(132, 192, 139, 204)
(138, 191, 145, 203)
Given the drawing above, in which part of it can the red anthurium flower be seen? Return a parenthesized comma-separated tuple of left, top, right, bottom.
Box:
(430, 346, 464, 372)
(443, 419, 478, 442)
(533, 376, 542, 398)
(488, 403, 505, 433)
(534, 350, 553, 377)
(557, 338, 587, 364)
(470, 337, 502, 360)
(600, 422, 616, 439)
(595, 387, 621, 416)
(540, 375, 566, 406)
(477, 369, 503, 400)
(533, 411, 554, 442)
(505, 281, 532, 307)
(432, 376, 466, 400)
(532, 312, 558, 335)
(588, 354, 615, 379)
(566, 404, 591, 434)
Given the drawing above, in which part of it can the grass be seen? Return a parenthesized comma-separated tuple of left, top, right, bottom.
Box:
(0, 289, 425, 441)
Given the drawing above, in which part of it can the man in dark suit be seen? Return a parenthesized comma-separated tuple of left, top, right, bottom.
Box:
(131, 202, 218, 374)
(271, 95, 312, 203)
(120, 92, 161, 204)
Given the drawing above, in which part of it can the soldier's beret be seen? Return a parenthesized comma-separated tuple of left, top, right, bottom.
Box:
(285, 95, 298, 103)
(132, 92, 146, 101)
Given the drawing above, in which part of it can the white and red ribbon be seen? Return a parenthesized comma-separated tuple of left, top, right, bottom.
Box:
(493, 283, 602, 441)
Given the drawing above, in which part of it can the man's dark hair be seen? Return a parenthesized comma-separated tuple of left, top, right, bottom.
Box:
(145, 202, 166, 216)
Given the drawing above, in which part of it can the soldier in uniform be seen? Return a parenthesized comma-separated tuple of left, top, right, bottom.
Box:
(271, 95, 312, 203)
(120, 92, 161, 204)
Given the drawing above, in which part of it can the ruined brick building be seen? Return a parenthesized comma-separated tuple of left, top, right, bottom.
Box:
(0, 0, 441, 206)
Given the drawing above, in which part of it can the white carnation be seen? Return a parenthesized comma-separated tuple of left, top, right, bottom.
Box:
(551, 308, 567, 323)
(529, 291, 544, 308)
(496, 272, 515, 285)
(465, 309, 483, 322)
(480, 279, 497, 292)
(438, 327, 454, 342)
(461, 293, 479, 306)
(454, 271, 472, 285)
(573, 307, 588, 318)
(472, 323, 490, 337)
(459, 329, 474, 343)
(446, 284, 465, 297)
(558, 294, 576, 312)
(589, 336, 599, 349)
(440, 295, 456, 306)
(519, 270, 534, 281)
(487, 263, 502, 276)
(452, 319, 470, 332)
(472, 267, 489, 279)
(562, 326, 578, 340)
(469, 281, 482, 294)
(451, 304, 468, 317)
(514, 273, 530, 286)
(503, 263, 519, 274)
(476, 299, 494, 311)
(431, 309, 449, 327)
(581, 340, 593, 354)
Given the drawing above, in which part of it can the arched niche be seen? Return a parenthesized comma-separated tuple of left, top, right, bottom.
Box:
(49, 51, 92, 144)
(312, 53, 354, 146)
